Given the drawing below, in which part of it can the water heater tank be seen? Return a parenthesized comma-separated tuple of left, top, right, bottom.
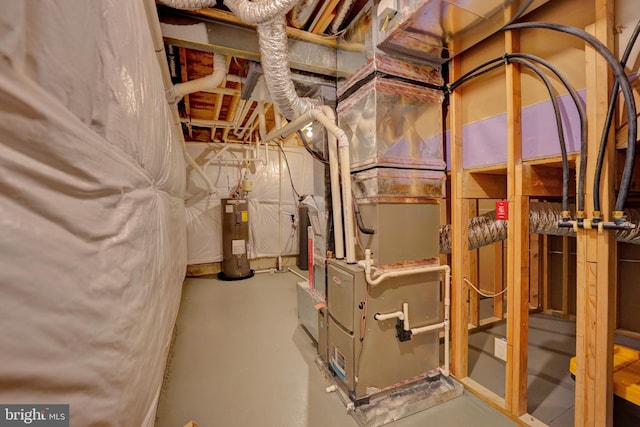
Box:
(219, 198, 253, 280)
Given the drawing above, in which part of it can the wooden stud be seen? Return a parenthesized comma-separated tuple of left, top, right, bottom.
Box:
(493, 242, 505, 319)
(462, 172, 508, 199)
(469, 200, 480, 327)
(529, 234, 540, 309)
(450, 54, 470, 379)
(541, 235, 550, 312)
(575, 8, 616, 426)
(562, 236, 570, 315)
(504, 22, 529, 417)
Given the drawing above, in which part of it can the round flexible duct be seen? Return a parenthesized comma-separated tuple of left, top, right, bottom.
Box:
(439, 202, 640, 254)
(160, 0, 318, 121)
(158, 0, 219, 9)
(256, 18, 318, 120)
(223, 0, 299, 25)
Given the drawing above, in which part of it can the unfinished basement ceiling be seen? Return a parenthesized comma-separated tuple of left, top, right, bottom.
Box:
(156, 0, 546, 144)
(158, 3, 356, 145)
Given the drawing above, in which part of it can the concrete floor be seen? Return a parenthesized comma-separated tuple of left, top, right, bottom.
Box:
(155, 270, 519, 427)
(467, 313, 577, 426)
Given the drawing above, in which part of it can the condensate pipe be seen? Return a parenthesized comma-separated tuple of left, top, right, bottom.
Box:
(311, 106, 356, 264)
(169, 53, 227, 104)
(373, 311, 405, 321)
(360, 249, 451, 376)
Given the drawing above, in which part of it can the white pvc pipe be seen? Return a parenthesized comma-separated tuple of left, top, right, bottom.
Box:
(313, 106, 355, 264)
(287, 267, 307, 281)
(325, 121, 345, 260)
(411, 321, 446, 335)
(264, 109, 315, 142)
(373, 311, 404, 321)
(143, 0, 215, 194)
(170, 53, 227, 103)
(402, 302, 410, 332)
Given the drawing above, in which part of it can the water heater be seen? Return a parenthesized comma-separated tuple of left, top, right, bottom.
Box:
(219, 198, 253, 280)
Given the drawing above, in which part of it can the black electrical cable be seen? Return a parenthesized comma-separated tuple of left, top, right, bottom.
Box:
(504, 22, 637, 216)
(593, 20, 640, 215)
(507, 56, 570, 213)
(504, 0, 534, 27)
(449, 53, 584, 215)
(271, 142, 301, 200)
(448, 57, 504, 92)
(296, 130, 329, 165)
(352, 192, 375, 235)
(449, 61, 505, 93)
(509, 52, 586, 214)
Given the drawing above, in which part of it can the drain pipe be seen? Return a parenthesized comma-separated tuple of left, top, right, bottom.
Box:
(168, 53, 227, 104)
(311, 106, 356, 264)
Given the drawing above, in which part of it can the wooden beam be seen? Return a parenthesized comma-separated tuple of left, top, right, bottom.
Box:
(504, 23, 529, 417)
(462, 172, 507, 199)
(494, 242, 505, 319)
(575, 10, 617, 426)
(450, 54, 470, 379)
(562, 236, 570, 315)
(522, 164, 575, 197)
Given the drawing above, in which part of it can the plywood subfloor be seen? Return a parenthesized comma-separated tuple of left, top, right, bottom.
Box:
(155, 271, 518, 427)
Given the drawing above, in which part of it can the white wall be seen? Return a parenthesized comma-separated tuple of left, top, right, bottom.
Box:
(185, 142, 315, 264)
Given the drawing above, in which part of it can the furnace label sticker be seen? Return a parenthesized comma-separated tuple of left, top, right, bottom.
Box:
(241, 211, 248, 222)
(225, 205, 234, 214)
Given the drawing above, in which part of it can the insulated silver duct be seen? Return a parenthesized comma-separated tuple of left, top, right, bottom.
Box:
(256, 19, 318, 120)
(158, 0, 219, 9)
(223, 0, 298, 25)
(439, 202, 640, 254)
(160, 0, 318, 121)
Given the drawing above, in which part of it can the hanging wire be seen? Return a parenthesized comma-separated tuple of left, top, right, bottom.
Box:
(504, 22, 637, 216)
(593, 19, 640, 215)
(464, 277, 508, 298)
(270, 141, 301, 200)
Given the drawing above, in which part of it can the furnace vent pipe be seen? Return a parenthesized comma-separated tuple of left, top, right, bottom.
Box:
(169, 53, 227, 104)
(439, 202, 640, 254)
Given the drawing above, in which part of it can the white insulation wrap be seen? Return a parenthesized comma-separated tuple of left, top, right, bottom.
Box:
(185, 143, 313, 263)
(0, 2, 186, 426)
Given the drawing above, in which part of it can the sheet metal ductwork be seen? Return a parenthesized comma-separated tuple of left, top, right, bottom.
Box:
(439, 202, 640, 254)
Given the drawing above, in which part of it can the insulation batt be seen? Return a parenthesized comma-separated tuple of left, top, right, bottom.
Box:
(0, 1, 186, 426)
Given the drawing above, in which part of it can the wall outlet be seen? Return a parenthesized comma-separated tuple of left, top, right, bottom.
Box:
(494, 337, 507, 362)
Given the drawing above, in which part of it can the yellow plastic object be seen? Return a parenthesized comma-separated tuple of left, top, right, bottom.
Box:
(569, 345, 640, 406)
